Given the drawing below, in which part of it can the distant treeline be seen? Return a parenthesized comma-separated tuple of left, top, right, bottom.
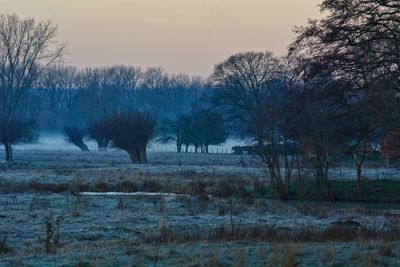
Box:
(19, 66, 205, 130)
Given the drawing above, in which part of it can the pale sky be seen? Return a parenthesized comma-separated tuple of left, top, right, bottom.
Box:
(1, 0, 322, 77)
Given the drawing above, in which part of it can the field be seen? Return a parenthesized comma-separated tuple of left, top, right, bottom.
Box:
(1, 149, 400, 266)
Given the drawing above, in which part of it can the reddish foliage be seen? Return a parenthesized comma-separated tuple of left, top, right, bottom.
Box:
(381, 131, 400, 158)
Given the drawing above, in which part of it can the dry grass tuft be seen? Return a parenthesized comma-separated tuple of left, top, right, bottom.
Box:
(39, 215, 62, 254)
(365, 252, 379, 267)
(322, 248, 335, 264)
(0, 236, 12, 254)
(234, 248, 246, 267)
(378, 241, 394, 257)
(269, 244, 298, 267)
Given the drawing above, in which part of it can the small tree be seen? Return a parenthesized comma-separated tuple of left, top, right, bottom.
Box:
(0, 14, 66, 162)
(210, 51, 281, 145)
(179, 115, 193, 153)
(158, 118, 184, 153)
(289, 0, 400, 196)
(64, 127, 90, 152)
(210, 51, 296, 200)
(343, 95, 379, 195)
(106, 111, 156, 164)
(294, 78, 348, 202)
(0, 117, 36, 162)
(88, 119, 110, 151)
(191, 109, 228, 153)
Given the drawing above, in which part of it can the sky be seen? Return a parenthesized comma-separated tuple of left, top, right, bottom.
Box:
(1, 0, 322, 77)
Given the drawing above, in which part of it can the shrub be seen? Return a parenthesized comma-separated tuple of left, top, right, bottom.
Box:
(117, 180, 139, 192)
(94, 181, 108, 192)
(142, 179, 162, 192)
(39, 215, 62, 254)
(212, 180, 234, 198)
(379, 241, 394, 257)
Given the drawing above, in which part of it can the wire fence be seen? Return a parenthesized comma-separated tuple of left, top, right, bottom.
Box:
(148, 144, 233, 154)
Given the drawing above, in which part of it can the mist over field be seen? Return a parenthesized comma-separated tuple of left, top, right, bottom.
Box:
(13, 134, 244, 153)
(1, 0, 400, 266)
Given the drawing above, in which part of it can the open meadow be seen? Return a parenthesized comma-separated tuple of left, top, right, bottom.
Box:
(1, 150, 400, 266)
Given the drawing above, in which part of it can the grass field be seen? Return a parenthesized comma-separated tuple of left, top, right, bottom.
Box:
(1, 150, 400, 266)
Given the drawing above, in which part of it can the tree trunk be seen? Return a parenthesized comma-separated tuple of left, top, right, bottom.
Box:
(356, 165, 362, 195)
(185, 145, 189, 153)
(270, 168, 290, 201)
(274, 179, 289, 201)
(324, 180, 338, 202)
(77, 141, 90, 152)
(138, 147, 148, 164)
(97, 142, 107, 152)
(177, 143, 182, 153)
(4, 141, 13, 163)
(295, 152, 303, 194)
(71, 139, 90, 152)
(97, 139, 109, 151)
(128, 150, 139, 164)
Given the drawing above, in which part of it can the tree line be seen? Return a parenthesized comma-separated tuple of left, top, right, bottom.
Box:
(28, 66, 204, 131)
(207, 0, 400, 200)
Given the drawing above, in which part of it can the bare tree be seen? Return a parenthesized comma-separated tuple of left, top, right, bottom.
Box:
(0, 117, 35, 161)
(190, 108, 228, 154)
(158, 118, 184, 153)
(141, 67, 168, 91)
(88, 119, 110, 151)
(0, 14, 66, 162)
(289, 0, 400, 195)
(107, 65, 142, 111)
(64, 127, 89, 152)
(289, 0, 400, 91)
(289, 0, 400, 134)
(211, 52, 295, 200)
(342, 93, 379, 195)
(106, 111, 156, 164)
(37, 66, 78, 129)
(211, 52, 282, 144)
(294, 77, 350, 201)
